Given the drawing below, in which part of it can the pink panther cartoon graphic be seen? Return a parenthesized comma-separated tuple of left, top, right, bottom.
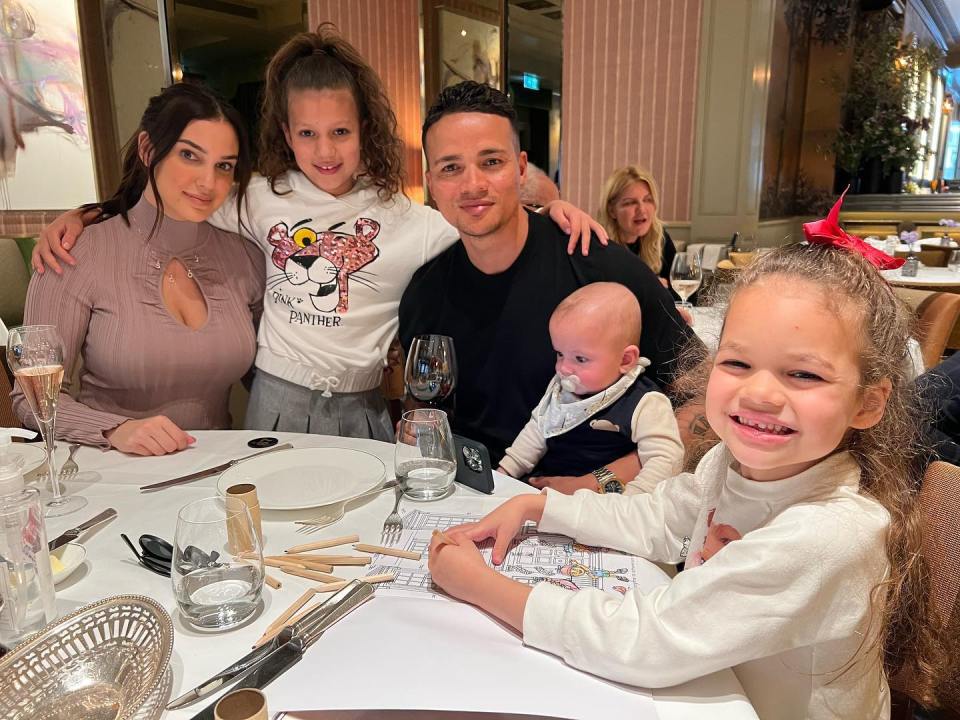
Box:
(267, 217, 380, 313)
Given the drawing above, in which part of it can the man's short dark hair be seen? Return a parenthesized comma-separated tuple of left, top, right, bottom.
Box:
(422, 81, 519, 156)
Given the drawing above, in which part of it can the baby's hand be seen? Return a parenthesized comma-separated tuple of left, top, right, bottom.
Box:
(529, 474, 597, 495)
(428, 532, 491, 602)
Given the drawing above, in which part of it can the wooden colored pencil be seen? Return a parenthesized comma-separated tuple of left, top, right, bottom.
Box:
(281, 566, 346, 584)
(353, 542, 422, 561)
(310, 574, 396, 593)
(264, 573, 282, 589)
(251, 589, 316, 647)
(284, 534, 359, 554)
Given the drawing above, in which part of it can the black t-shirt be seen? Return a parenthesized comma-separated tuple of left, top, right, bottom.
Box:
(399, 210, 695, 463)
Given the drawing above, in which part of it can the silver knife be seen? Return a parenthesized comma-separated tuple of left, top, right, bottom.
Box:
(48, 508, 118, 551)
(140, 443, 294, 492)
(168, 579, 374, 711)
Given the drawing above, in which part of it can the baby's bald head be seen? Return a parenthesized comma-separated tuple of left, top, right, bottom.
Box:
(550, 282, 642, 348)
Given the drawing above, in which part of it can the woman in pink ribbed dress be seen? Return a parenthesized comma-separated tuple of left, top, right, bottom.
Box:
(12, 84, 264, 456)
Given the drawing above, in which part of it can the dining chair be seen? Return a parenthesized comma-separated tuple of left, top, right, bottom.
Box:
(893, 288, 960, 370)
(0, 354, 17, 428)
(889, 461, 960, 719)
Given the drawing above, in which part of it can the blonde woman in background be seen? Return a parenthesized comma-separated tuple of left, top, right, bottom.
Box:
(598, 166, 677, 287)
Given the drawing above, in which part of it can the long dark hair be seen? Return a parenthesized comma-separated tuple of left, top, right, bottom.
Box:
(95, 83, 252, 237)
(259, 23, 404, 200)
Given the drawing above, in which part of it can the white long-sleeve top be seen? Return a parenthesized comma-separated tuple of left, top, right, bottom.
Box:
(522, 445, 891, 720)
(210, 173, 458, 393)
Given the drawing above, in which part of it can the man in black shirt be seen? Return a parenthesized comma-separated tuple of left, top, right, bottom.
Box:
(400, 82, 694, 473)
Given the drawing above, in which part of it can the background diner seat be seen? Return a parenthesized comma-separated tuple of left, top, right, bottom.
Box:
(889, 460, 960, 719)
(893, 288, 960, 370)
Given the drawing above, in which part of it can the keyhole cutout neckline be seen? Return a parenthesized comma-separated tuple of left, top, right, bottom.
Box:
(160, 257, 208, 330)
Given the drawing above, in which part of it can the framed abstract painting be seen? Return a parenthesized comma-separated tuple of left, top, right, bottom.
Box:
(0, 0, 98, 209)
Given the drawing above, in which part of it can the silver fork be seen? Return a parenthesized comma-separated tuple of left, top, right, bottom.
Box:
(57, 444, 81, 485)
(380, 485, 404, 544)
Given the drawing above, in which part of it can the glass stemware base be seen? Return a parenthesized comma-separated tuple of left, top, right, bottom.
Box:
(43, 494, 88, 518)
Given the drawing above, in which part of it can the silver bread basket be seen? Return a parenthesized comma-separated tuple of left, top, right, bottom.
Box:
(0, 594, 173, 720)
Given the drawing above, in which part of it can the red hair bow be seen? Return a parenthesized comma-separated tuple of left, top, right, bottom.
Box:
(802, 188, 905, 270)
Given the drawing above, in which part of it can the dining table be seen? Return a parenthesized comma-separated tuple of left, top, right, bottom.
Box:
(38, 430, 758, 720)
(881, 265, 960, 289)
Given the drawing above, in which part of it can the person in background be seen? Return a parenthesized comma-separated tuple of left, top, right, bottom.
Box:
(597, 166, 677, 287)
(916, 351, 960, 463)
(498, 282, 684, 495)
(519, 162, 560, 210)
(428, 241, 948, 720)
(12, 84, 263, 455)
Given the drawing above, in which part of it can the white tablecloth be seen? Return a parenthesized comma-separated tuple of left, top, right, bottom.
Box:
(881, 266, 960, 286)
(42, 431, 756, 720)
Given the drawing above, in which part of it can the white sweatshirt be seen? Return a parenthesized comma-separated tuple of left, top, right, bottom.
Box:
(210, 173, 458, 393)
(522, 445, 891, 720)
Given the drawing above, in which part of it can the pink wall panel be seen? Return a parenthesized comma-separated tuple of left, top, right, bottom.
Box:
(308, 0, 425, 200)
(561, 0, 701, 222)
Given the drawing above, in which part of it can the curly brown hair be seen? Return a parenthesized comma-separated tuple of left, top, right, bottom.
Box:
(259, 23, 404, 200)
(675, 243, 950, 705)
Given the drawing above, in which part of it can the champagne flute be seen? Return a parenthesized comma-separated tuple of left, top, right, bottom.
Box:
(404, 335, 458, 406)
(6, 325, 87, 516)
(670, 252, 703, 309)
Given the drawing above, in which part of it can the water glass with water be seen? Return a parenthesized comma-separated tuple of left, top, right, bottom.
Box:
(172, 496, 264, 629)
(950, 249, 960, 273)
(395, 409, 456, 500)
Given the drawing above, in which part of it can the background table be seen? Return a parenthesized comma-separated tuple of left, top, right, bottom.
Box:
(882, 266, 960, 288)
(45, 430, 756, 720)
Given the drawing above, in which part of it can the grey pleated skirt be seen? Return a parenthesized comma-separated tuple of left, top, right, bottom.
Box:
(244, 369, 394, 441)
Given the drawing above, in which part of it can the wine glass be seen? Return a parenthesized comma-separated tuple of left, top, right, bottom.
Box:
(404, 335, 458, 406)
(6, 325, 87, 517)
(395, 408, 456, 500)
(670, 252, 703, 310)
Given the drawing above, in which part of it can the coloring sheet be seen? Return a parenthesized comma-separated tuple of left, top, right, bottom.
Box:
(368, 508, 668, 600)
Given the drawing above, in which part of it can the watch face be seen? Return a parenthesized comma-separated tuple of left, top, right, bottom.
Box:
(603, 479, 624, 494)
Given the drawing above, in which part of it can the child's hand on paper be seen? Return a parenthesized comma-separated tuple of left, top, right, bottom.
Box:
(454, 494, 547, 565)
(428, 532, 491, 603)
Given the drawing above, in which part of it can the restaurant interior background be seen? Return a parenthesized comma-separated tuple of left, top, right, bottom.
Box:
(1, 0, 958, 246)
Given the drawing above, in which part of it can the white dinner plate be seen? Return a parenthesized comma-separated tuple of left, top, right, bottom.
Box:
(216, 447, 387, 510)
(9, 443, 46, 475)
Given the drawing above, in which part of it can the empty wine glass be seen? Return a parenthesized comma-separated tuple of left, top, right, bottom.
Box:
(670, 252, 703, 310)
(404, 335, 457, 406)
(6, 325, 87, 517)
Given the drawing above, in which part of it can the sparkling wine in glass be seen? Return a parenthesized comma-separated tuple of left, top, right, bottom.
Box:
(670, 252, 703, 308)
(6, 325, 87, 516)
(404, 335, 458, 406)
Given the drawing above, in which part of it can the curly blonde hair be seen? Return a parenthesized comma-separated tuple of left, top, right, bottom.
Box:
(259, 23, 404, 200)
(676, 243, 949, 704)
(597, 166, 665, 273)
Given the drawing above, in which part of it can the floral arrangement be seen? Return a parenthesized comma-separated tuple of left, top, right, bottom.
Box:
(939, 219, 959, 227)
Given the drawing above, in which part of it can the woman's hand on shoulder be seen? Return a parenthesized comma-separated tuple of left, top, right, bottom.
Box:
(33, 209, 88, 274)
(543, 200, 609, 256)
(104, 416, 196, 456)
